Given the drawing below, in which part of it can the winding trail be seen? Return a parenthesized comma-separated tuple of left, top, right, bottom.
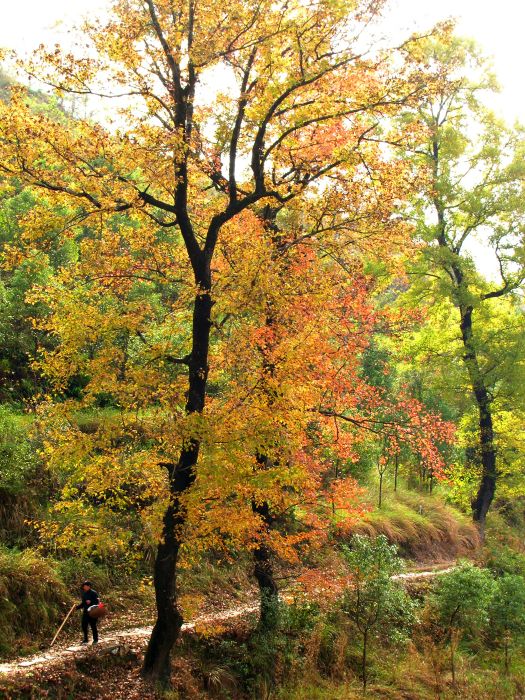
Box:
(0, 562, 456, 678)
(0, 603, 260, 677)
(394, 563, 456, 581)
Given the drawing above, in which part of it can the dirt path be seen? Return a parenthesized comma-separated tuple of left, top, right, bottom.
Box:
(394, 562, 456, 581)
(0, 602, 260, 677)
(0, 562, 456, 678)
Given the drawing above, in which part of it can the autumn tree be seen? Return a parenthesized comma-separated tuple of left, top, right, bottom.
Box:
(0, 0, 435, 684)
(226, 147, 426, 625)
(401, 32, 525, 532)
(224, 187, 456, 622)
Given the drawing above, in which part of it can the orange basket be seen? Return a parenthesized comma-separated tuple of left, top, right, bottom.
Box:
(88, 603, 107, 619)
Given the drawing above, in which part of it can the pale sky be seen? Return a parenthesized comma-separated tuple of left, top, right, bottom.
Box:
(0, 0, 522, 122)
(0, 0, 520, 282)
(0, 0, 522, 124)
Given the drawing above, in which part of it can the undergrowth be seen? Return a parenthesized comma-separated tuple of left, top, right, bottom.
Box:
(0, 547, 66, 655)
(350, 489, 479, 561)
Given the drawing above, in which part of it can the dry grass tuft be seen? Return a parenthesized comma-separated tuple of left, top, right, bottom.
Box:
(350, 490, 480, 562)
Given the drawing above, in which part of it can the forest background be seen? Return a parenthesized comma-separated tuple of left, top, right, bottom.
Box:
(0, 1, 524, 698)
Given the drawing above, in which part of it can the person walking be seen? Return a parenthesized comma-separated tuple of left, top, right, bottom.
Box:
(76, 580, 100, 644)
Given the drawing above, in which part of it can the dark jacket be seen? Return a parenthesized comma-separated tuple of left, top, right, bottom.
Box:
(76, 588, 100, 612)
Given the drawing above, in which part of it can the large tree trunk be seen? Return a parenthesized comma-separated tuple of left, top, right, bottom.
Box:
(142, 270, 212, 686)
(142, 500, 184, 684)
(459, 304, 497, 535)
(250, 206, 282, 628)
(471, 400, 496, 532)
(433, 132, 497, 535)
(252, 498, 279, 628)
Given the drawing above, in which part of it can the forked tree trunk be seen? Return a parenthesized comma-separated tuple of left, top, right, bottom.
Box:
(142, 272, 212, 686)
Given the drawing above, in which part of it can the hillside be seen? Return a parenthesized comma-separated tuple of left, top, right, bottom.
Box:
(1, 0, 525, 697)
(1, 481, 524, 698)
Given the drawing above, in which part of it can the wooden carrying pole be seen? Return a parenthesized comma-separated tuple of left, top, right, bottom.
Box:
(50, 603, 77, 647)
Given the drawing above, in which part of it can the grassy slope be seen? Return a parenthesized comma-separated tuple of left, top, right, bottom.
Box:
(2, 493, 523, 699)
(0, 424, 513, 700)
(350, 488, 479, 562)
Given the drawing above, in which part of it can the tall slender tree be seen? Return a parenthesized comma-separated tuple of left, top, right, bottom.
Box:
(402, 32, 525, 533)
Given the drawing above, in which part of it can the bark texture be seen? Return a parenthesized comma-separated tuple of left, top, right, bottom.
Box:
(459, 304, 496, 532)
(142, 272, 212, 684)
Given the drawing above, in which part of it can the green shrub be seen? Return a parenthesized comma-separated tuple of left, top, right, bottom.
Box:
(341, 535, 417, 691)
(0, 546, 67, 655)
(431, 562, 495, 684)
(432, 563, 495, 638)
(0, 407, 37, 496)
(485, 543, 525, 577)
(490, 573, 525, 673)
(56, 556, 119, 591)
